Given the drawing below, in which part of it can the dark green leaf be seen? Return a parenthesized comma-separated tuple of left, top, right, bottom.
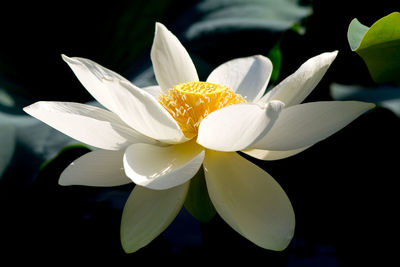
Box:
(184, 167, 216, 223)
(267, 40, 282, 82)
(39, 144, 92, 172)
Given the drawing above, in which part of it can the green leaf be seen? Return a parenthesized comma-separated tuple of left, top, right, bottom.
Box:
(39, 144, 91, 172)
(36, 144, 92, 186)
(267, 40, 282, 83)
(348, 12, 400, 84)
(347, 18, 369, 51)
(0, 103, 91, 184)
(184, 167, 216, 223)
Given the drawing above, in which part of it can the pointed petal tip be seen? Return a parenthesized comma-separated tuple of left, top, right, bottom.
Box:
(349, 100, 376, 111)
(270, 235, 294, 251)
(330, 50, 339, 56)
(120, 225, 144, 254)
(324, 50, 339, 62)
(58, 178, 69, 186)
(61, 54, 75, 63)
(120, 240, 137, 254)
(22, 105, 30, 114)
(367, 102, 377, 109)
(154, 22, 167, 36)
(155, 21, 163, 28)
(22, 101, 40, 115)
(58, 169, 73, 186)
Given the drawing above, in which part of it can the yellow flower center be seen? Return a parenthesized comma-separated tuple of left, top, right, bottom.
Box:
(158, 81, 246, 139)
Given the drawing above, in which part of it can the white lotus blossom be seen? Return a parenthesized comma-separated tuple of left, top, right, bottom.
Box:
(24, 22, 374, 253)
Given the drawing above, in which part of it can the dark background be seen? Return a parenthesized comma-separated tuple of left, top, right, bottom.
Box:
(0, 0, 399, 265)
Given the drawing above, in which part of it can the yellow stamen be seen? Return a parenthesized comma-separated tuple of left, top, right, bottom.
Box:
(158, 82, 246, 139)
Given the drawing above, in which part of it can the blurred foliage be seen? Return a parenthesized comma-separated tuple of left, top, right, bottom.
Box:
(331, 83, 400, 117)
(131, 0, 311, 86)
(348, 12, 400, 84)
(0, 124, 15, 178)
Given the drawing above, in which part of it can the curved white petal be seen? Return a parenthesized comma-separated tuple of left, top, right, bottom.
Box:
(121, 182, 189, 253)
(242, 146, 310, 161)
(207, 55, 272, 102)
(142, 85, 163, 99)
(115, 80, 188, 144)
(203, 151, 295, 251)
(59, 149, 131, 186)
(253, 101, 375, 151)
(260, 51, 338, 106)
(23, 101, 153, 150)
(197, 101, 284, 152)
(63, 55, 186, 144)
(151, 22, 199, 91)
(123, 141, 205, 190)
(62, 55, 129, 113)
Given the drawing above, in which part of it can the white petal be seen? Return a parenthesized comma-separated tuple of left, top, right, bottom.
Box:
(23, 101, 153, 150)
(123, 141, 205, 190)
(59, 149, 131, 186)
(151, 22, 199, 91)
(260, 51, 338, 106)
(253, 101, 375, 151)
(203, 151, 295, 251)
(62, 55, 186, 143)
(116, 80, 188, 144)
(242, 147, 310, 161)
(207, 55, 272, 102)
(62, 55, 129, 113)
(142, 85, 163, 99)
(197, 101, 284, 152)
(121, 182, 189, 253)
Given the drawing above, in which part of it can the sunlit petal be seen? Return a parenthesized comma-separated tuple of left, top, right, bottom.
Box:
(253, 101, 375, 151)
(121, 182, 189, 253)
(203, 151, 295, 251)
(260, 51, 338, 106)
(111, 80, 188, 144)
(197, 101, 284, 152)
(62, 55, 129, 113)
(207, 55, 272, 102)
(123, 141, 204, 190)
(151, 22, 199, 91)
(242, 147, 310, 161)
(23, 101, 152, 150)
(59, 149, 131, 186)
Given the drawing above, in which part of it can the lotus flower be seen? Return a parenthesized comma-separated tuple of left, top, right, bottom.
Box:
(23, 22, 374, 253)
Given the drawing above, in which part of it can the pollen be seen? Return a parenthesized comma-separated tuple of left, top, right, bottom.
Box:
(158, 81, 246, 139)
